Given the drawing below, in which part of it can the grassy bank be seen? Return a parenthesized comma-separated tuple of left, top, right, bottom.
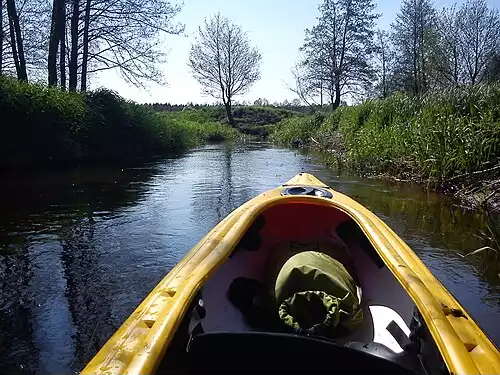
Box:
(152, 104, 301, 136)
(271, 84, 500, 206)
(0, 77, 236, 169)
(340, 86, 500, 183)
(272, 85, 500, 181)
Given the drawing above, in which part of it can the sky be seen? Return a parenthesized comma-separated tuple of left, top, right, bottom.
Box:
(94, 0, 498, 105)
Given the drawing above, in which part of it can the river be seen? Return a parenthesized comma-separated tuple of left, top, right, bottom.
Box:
(0, 142, 499, 374)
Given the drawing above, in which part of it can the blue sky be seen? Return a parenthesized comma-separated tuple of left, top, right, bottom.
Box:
(95, 0, 498, 104)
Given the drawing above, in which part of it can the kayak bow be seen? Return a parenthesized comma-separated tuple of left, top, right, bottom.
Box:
(81, 173, 500, 375)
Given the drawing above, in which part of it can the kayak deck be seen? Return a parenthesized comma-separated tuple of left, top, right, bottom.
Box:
(81, 173, 500, 375)
(159, 202, 422, 374)
(199, 203, 415, 351)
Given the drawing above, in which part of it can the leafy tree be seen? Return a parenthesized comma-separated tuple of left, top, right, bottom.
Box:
(457, 0, 500, 85)
(188, 13, 261, 126)
(253, 98, 269, 106)
(373, 29, 393, 98)
(298, 0, 379, 111)
(431, 5, 462, 86)
(391, 0, 436, 95)
(485, 53, 500, 83)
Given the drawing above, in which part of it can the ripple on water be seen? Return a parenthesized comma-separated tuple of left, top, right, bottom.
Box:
(0, 142, 498, 374)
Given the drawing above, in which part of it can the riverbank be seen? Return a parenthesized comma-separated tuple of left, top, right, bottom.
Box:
(0, 77, 236, 169)
(270, 84, 500, 211)
(151, 104, 300, 136)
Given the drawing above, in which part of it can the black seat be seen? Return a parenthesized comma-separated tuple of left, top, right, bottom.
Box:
(186, 332, 421, 374)
(345, 341, 423, 373)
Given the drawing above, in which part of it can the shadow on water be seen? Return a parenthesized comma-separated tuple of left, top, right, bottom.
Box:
(0, 164, 161, 374)
(0, 142, 498, 374)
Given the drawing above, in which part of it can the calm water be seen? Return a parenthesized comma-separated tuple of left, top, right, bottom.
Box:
(0, 142, 499, 374)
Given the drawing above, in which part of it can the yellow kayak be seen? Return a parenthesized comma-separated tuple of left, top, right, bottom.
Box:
(81, 173, 499, 375)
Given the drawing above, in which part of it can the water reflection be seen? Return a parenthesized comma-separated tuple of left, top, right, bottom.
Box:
(0, 142, 498, 374)
(0, 164, 160, 373)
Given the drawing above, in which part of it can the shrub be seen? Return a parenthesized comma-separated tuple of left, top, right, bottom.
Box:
(0, 77, 236, 169)
(0, 76, 85, 166)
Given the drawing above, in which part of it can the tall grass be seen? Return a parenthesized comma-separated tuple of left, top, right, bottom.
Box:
(0, 77, 235, 169)
(272, 84, 500, 186)
(270, 113, 326, 145)
(341, 85, 500, 183)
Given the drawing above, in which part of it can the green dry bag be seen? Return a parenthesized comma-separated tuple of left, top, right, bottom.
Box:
(274, 251, 363, 338)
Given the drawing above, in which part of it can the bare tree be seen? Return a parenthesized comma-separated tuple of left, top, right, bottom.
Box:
(299, 0, 379, 111)
(59, 0, 65, 89)
(1, 0, 50, 80)
(5, 0, 183, 88)
(7, 0, 27, 80)
(68, 0, 77, 90)
(188, 13, 261, 126)
(79, 0, 90, 91)
(2, 0, 50, 80)
(23, 0, 51, 78)
(48, 0, 65, 86)
(1, 0, 17, 75)
(457, 0, 500, 85)
(287, 61, 323, 107)
(0, 0, 3, 74)
(47, 0, 57, 85)
(64, 0, 183, 91)
(82, 0, 183, 90)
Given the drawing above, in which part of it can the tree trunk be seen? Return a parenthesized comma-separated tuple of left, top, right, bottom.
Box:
(48, 0, 59, 86)
(224, 100, 235, 127)
(68, 0, 79, 91)
(381, 46, 387, 97)
(59, 31, 66, 89)
(7, 1, 20, 77)
(331, 82, 341, 111)
(320, 81, 323, 107)
(420, 14, 427, 92)
(412, 3, 419, 95)
(452, 46, 459, 85)
(0, 0, 3, 75)
(59, 0, 66, 89)
(80, 0, 91, 91)
(7, 0, 27, 81)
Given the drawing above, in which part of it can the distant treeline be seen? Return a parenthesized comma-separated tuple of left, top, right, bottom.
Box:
(143, 99, 312, 114)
